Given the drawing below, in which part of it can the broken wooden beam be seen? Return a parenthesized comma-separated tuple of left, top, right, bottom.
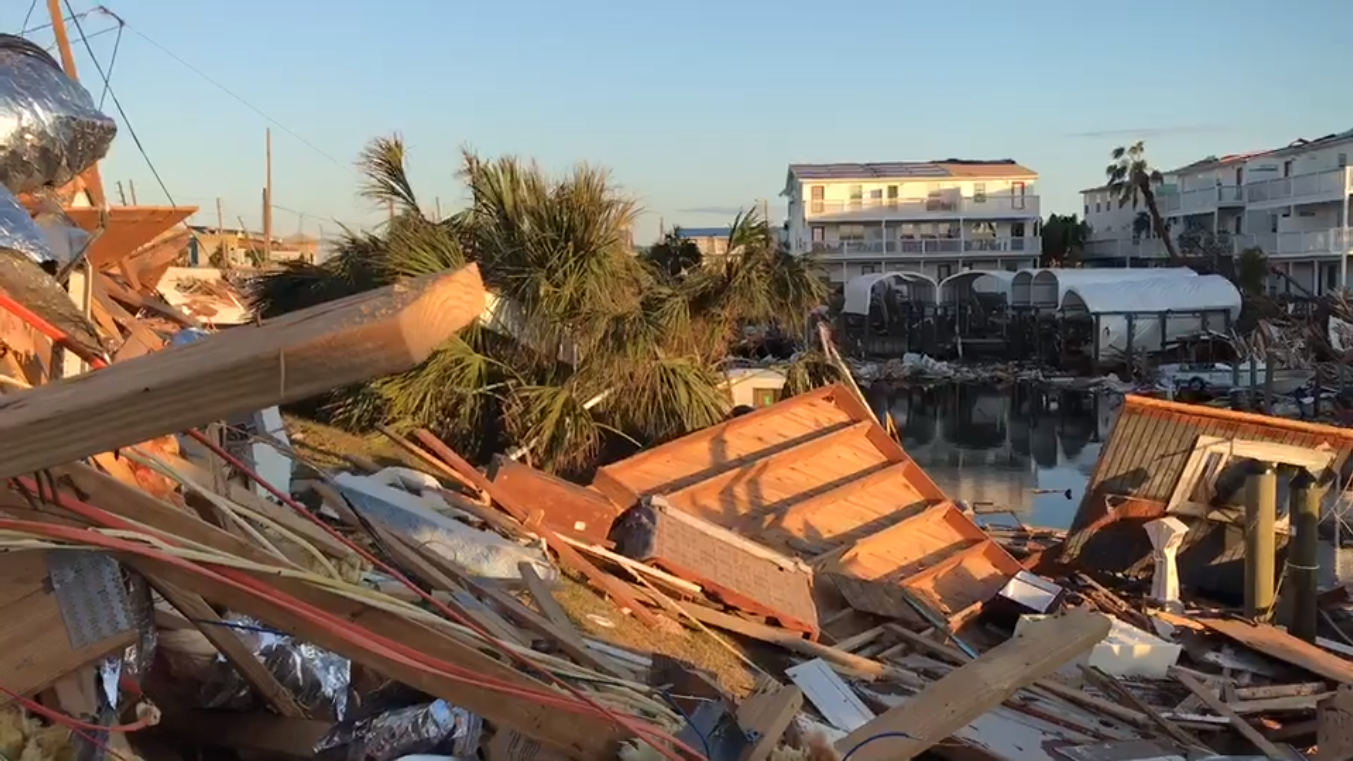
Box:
(0, 264, 485, 479)
(834, 608, 1110, 761)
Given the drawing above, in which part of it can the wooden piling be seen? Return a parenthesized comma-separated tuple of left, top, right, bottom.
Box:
(1244, 462, 1278, 621)
(1287, 469, 1321, 642)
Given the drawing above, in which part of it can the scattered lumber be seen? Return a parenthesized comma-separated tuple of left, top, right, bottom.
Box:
(834, 609, 1110, 761)
(0, 264, 485, 478)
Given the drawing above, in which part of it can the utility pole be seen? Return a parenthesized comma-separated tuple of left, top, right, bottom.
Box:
(128, 179, 138, 205)
(263, 128, 273, 261)
(45, 0, 106, 208)
(116, 181, 127, 206)
(216, 197, 225, 236)
(760, 198, 770, 224)
(435, 196, 442, 221)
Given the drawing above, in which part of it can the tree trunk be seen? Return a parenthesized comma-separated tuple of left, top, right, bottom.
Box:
(1138, 183, 1183, 265)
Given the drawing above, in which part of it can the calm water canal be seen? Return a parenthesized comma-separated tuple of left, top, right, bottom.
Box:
(864, 383, 1119, 529)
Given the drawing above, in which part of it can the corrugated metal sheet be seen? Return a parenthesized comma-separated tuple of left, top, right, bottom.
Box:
(1079, 395, 1353, 520)
(1059, 396, 1353, 597)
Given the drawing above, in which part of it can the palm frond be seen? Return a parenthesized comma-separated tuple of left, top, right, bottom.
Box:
(356, 135, 422, 214)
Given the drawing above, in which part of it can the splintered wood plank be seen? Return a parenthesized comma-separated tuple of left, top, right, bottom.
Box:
(128, 554, 623, 759)
(153, 580, 309, 718)
(0, 264, 484, 480)
(1173, 668, 1295, 759)
(43, 463, 623, 757)
(736, 684, 803, 761)
(1195, 617, 1353, 685)
(834, 609, 1111, 761)
(519, 562, 574, 629)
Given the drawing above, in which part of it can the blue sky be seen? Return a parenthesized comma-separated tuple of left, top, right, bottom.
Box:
(23, 0, 1353, 244)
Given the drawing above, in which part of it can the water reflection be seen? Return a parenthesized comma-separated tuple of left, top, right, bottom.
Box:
(865, 383, 1120, 528)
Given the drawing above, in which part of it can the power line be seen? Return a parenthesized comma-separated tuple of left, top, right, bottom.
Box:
(117, 17, 351, 172)
(63, 0, 178, 210)
(21, 0, 40, 35)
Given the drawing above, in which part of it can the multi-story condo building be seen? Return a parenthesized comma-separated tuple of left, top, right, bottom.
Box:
(782, 160, 1042, 284)
(1082, 129, 1353, 294)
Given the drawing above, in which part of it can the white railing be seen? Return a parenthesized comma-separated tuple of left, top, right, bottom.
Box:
(1180, 185, 1245, 214)
(1083, 227, 1353, 259)
(806, 194, 1040, 218)
(1155, 185, 1245, 216)
(1243, 228, 1353, 257)
(1245, 167, 1351, 204)
(1082, 238, 1175, 259)
(811, 236, 1040, 256)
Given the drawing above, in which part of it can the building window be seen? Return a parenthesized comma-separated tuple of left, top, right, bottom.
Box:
(860, 264, 877, 275)
(1084, 204, 1089, 216)
(839, 224, 865, 241)
(1095, 200, 1102, 213)
(848, 185, 863, 208)
(973, 182, 987, 202)
(811, 226, 825, 242)
(1004, 260, 1018, 272)
(1283, 160, 1293, 178)
(810, 185, 824, 214)
(886, 185, 899, 199)
(937, 264, 953, 280)
(868, 188, 883, 201)
(1340, 153, 1349, 168)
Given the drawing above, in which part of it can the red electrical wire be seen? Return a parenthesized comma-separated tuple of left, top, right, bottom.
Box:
(8, 477, 705, 760)
(4, 301, 703, 759)
(179, 429, 702, 759)
(0, 684, 133, 761)
(0, 684, 156, 734)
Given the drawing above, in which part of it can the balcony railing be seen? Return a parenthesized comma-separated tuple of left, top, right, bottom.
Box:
(1242, 228, 1353, 257)
(1245, 167, 1351, 205)
(806, 194, 1039, 218)
(1083, 227, 1353, 259)
(811, 237, 1039, 256)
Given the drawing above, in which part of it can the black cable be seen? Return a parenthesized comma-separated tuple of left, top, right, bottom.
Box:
(20, 0, 39, 36)
(96, 23, 122, 111)
(123, 23, 350, 171)
(19, 8, 91, 36)
(63, 0, 177, 208)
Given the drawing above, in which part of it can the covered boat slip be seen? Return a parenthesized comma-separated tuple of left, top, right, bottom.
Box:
(837, 265, 1246, 369)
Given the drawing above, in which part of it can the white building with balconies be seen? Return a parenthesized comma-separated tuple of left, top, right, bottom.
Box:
(1081, 130, 1353, 294)
(782, 160, 1042, 284)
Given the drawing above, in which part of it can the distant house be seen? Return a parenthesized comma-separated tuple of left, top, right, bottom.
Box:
(677, 227, 733, 257)
(187, 226, 318, 268)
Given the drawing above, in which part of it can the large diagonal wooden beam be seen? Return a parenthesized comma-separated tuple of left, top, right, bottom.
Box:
(0, 265, 484, 479)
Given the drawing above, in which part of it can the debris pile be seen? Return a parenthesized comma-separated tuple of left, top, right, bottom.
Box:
(2, 21, 1352, 761)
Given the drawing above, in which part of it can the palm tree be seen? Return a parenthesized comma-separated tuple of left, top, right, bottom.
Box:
(1105, 141, 1182, 264)
(250, 136, 829, 476)
(1040, 213, 1092, 265)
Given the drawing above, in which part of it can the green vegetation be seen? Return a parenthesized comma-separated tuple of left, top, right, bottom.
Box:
(251, 137, 834, 477)
(1105, 141, 1183, 265)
